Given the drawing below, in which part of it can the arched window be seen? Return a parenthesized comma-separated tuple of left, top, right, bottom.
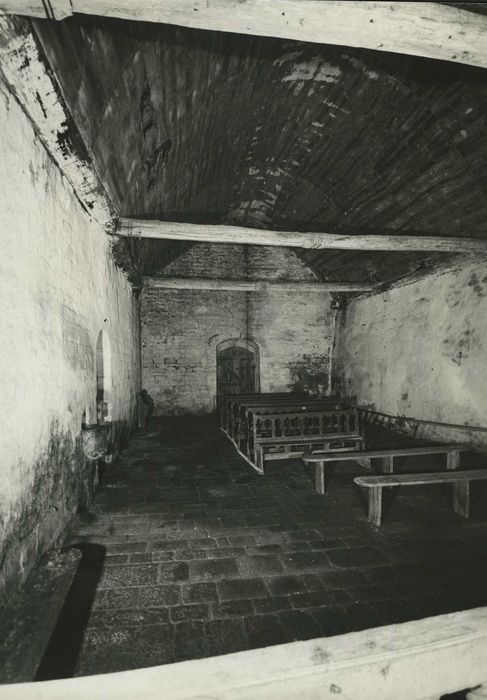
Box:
(95, 330, 112, 422)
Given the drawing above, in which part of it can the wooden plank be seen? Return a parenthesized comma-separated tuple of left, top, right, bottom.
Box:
(381, 455, 394, 474)
(315, 461, 325, 495)
(5, 606, 487, 700)
(304, 445, 468, 463)
(4, 1, 487, 70)
(355, 469, 487, 488)
(453, 481, 470, 518)
(0, 15, 117, 230)
(447, 451, 461, 470)
(144, 277, 374, 293)
(118, 219, 487, 254)
(368, 487, 383, 527)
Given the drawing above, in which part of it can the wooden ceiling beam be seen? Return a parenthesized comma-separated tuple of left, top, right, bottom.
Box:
(117, 219, 487, 254)
(2, 1, 487, 70)
(144, 276, 373, 293)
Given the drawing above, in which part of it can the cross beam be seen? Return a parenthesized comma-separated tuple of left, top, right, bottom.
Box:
(144, 276, 373, 293)
(2, 1, 487, 70)
(118, 219, 487, 254)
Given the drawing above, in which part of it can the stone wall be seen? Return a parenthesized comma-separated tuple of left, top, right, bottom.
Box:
(0, 84, 140, 594)
(334, 258, 487, 447)
(141, 244, 334, 414)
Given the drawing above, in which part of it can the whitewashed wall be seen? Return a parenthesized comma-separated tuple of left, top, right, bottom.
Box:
(334, 257, 487, 446)
(0, 84, 140, 594)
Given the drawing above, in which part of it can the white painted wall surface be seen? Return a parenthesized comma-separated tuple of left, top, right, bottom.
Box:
(335, 258, 487, 444)
(0, 84, 140, 593)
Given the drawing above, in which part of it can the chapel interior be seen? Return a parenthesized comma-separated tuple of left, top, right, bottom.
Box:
(1, 2, 487, 695)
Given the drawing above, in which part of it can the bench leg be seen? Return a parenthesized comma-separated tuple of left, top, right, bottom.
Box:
(368, 487, 383, 527)
(315, 461, 325, 495)
(381, 455, 394, 474)
(453, 480, 470, 518)
(447, 450, 460, 470)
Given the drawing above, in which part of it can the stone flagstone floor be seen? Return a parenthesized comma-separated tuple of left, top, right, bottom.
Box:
(54, 416, 487, 676)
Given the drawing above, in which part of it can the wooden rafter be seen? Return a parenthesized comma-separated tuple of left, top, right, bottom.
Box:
(2, 1, 487, 70)
(118, 219, 487, 254)
(144, 276, 373, 293)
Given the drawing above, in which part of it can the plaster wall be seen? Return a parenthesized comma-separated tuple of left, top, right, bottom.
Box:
(334, 258, 487, 446)
(0, 85, 140, 594)
(141, 244, 334, 414)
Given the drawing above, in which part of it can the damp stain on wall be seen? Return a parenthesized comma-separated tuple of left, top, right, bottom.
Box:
(287, 354, 330, 394)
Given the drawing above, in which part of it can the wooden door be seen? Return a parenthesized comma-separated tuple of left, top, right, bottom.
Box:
(217, 344, 257, 411)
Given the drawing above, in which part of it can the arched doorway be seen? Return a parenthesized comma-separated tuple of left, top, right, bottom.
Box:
(95, 330, 112, 423)
(216, 338, 260, 411)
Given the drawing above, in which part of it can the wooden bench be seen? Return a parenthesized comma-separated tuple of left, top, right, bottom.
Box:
(220, 392, 309, 432)
(354, 469, 487, 526)
(303, 444, 467, 494)
(227, 396, 342, 443)
(256, 433, 364, 470)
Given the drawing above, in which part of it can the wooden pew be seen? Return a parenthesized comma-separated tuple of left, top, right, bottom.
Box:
(250, 407, 362, 472)
(235, 397, 344, 447)
(354, 469, 487, 526)
(220, 392, 309, 432)
(304, 444, 467, 494)
(227, 395, 342, 444)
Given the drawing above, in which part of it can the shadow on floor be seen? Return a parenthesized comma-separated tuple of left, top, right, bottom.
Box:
(35, 543, 106, 681)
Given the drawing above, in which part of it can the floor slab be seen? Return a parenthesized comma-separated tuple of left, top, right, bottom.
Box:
(11, 416, 487, 678)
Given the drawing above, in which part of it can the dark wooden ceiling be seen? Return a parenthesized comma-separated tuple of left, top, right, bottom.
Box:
(34, 14, 487, 285)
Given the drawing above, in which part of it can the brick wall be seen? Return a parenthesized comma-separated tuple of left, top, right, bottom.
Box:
(0, 86, 140, 594)
(141, 244, 334, 414)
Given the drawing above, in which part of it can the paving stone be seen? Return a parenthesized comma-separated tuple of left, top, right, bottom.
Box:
(207, 547, 246, 559)
(132, 624, 174, 666)
(301, 574, 326, 593)
(279, 610, 321, 642)
(237, 555, 284, 577)
(158, 562, 189, 583)
(137, 585, 181, 607)
(280, 552, 330, 572)
(129, 553, 153, 564)
(327, 547, 388, 569)
(105, 554, 130, 566)
(212, 599, 254, 618)
(151, 551, 175, 562)
(246, 544, 283, 555)
(218, 578, 269, 601)
(290, 590, 350, 609)
(265, 575, 307, 596)
(344, 603, 384, 631)
(189, 558, 239, 582)
(174, 549, 209, 561)
(244, 614, 287, 647)
(310, 606, 353, 636)
(318, 569, 368, 589)
(106, 542, 148, 554)
(206, 619, 249, 656)
(170, 604, 210, 622)
(174, 621, 208, 661)
(182, 583, 218, 604)
(252, 597, 292, 614)
(98, 565, 159, 589)
(93, 587, 141, 610)
(347, 584, 396, 604)
(93, 608, 170, 627)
